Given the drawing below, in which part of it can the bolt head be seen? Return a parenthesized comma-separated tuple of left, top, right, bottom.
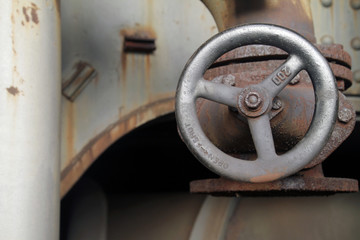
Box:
(351, 37, 360, 51)
(338, 108, 353, 123)
(272, 97, 282, 110)
(320, 35, 334, 45)
(353, 70, 360, 83)
(290, 74, 300, 85)
(245, 92, 262, 109)
(321, 0, 332, 7)
(238, 87, 270, 118)
(351, 0, 360, 10)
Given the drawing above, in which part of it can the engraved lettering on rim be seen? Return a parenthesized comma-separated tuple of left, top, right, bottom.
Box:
(272, 66, 292, 85)
(185, 122, 228, 169)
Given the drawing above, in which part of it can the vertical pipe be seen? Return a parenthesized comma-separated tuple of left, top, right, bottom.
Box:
(0, 0, 61, 239)
(64, 178, 108, 240)
(197, 0, 317, 153)
(202, 0, 315, 42)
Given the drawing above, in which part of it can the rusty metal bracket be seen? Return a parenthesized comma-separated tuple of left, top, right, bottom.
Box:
(124, 36, 156, 53)
(190, 164, 358, 196)
(190, 175, 359, 196)
(62, 62, 97, 102)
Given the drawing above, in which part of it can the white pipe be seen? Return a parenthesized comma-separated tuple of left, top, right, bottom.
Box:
(0, 1, 61, 239)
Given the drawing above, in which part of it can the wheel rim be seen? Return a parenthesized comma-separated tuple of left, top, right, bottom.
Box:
(175, 24, 338, 183)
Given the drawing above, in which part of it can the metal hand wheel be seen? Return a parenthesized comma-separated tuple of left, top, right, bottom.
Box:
(175, 24, 338, 183)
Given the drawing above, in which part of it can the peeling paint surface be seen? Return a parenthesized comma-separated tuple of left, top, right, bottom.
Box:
(60, 0, 218, 197)
(22, 2, 40, 24)
(6, 86, 20, 96)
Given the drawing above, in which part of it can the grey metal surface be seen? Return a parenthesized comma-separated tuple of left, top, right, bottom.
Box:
(225, 193, 360, 240)
(176, 24, 338, 182)
(0, 1, 61, 239)
(59, 0, 218, 197)
(107, 193, 205, 240)
(311, 0, 360, 114)
(186, 193, 360, 240)
(189, 196, 237, 240)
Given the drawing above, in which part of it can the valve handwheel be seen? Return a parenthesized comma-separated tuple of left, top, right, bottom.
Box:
(175, 24, 338, 183)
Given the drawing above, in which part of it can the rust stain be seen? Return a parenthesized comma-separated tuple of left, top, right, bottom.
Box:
(191, 176, 358, 196)
(120, 27, 156, 42)
(6, 86, 20, 96)
(22, 7, 30, 22)
(120, 50, 127, 82)
(66, 102, 75, 165)
(119, 26, 156, 84)
(61, 150, 94, 197)
(11, 13, 15, 24)
(12, 45, 17, 56)
(30, 6, 39, 24)
(145, 55, 151, 76)
(91, 133, 112, 159)
(145, 55, 151, 92)
(60, 96, 175, 198)
(22, 3, 40, 24)
(119, 30, 128, 84)
(55, 0, 60, 14)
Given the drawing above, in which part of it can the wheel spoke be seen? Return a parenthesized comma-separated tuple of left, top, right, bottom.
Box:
(248, 114, 277, 160)
(259, 55, 304, 98)
(195, 78, 241, 108)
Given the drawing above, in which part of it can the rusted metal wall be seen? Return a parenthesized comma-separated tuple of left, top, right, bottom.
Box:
(59, 0, 218, 197)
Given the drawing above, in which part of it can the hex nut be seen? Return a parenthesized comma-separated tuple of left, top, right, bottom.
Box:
(290, 74, 300, 85)
(351, 0, 360, 10)
(245, 92, 262, 109)
(321, 0, 332, 7)
(351, 37, 360, 51)
(272, 97, 282, 110)
(320, 35, 334, 45)
(353, 70, 360, 83)
(338, 108, 353, 123)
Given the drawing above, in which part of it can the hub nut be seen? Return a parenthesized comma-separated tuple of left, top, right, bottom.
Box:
(245, 92, 262, 109)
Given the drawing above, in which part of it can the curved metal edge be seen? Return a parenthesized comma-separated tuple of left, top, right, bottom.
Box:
(61, 97, 175, 198)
